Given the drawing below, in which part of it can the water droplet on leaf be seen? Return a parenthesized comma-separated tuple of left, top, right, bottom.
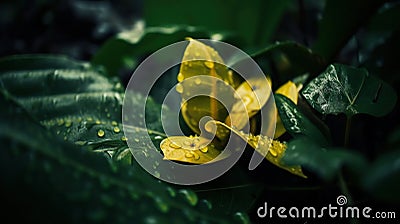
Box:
(97, 129, 105, 138)
(204, 61, 214, 69)
(176, 83, 184, 93)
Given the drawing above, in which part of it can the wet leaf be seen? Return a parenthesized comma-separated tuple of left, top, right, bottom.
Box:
(0, 93, 239, 224)
(225, 77, 271, 130)
(0, 55, 162, 161)
(274, 80, 300, 138)
(178, 38, 241, 135)
(92, 25, 218, 77)
(302, 64, 397, 117)
(209, 121, 306, 178)
(160, 135, 228, 164)
(275, 94, 330, 145)
(283, 137, 367, 182)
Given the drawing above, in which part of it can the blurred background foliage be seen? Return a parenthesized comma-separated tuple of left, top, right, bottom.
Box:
(1, 0, 400, 223)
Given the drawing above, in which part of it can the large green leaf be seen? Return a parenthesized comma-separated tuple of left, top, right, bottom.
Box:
(282, 137, 367, 182)
(0, 55, 163, 162)
(302, 64, 397, 117)
(0, 94, 244, 224)
(312, 0, 385, 60)
(362, 149, 400, 203)
(92, 25, 224, 77)
(275, 94, 330, 145)
(144, 0, 291, 46)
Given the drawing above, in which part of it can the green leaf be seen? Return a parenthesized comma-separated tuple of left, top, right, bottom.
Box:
(275, 94, 330, 145)
(144, 0, 291, 46)
(312, 0, 385, 60)
(362, 149, 400, 203)
(302, 64, 397, 117)
(283, 137, 367, 182)
(92, 25, 223, 77)
(0, 93, 242, 224)
(0, 55, 163, 162)
(231, 41, 325, 86)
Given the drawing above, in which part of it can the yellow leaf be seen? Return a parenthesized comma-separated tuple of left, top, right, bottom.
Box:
(208, 120, 307, 178)
(178, 38, 242, 135)
(160, 136, 228, 164)
(274, 81, 299, 139)
(225, 77, 272, 130)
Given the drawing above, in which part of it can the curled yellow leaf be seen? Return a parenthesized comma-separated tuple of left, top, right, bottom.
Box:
(160, 136, 228, 164)
(208, 120, 307, 178)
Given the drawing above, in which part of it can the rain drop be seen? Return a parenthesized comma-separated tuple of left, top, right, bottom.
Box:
(195, 78, 201, 85)
(134, 138, 140, 143)
(154, 171, 161, 179)
(177, 73, 184, 82)
(204, 61, 214, 69)
(192, 152, 200, 160)
(185, 152, 194, 158)
(178, 189, 198, 206)
(199, 146, 208, 153)
(154, 197, 169, 213)
(169, 141, 181, 149)
(111, 121, 118, 126)
(269, 148, 277, 157)
(97, 129, 105, 138)
(175, 83, 184, 93)
(113, 127, 120, 133)
(95, 120, 101, 125)
(234, 212, 251, 224)
(57, 119, 64, 126)
(121, 136, 127, 141)
(166, 187, 176, 197)
(65, 120, 72, 128)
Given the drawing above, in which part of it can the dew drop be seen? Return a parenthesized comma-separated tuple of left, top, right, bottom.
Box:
(175, 83, 184, 93)
(113, 127, 120, 133)
(195, 78, 201, 85)
(57, 119, 64, 126)
(154, 197, 169, 213)
(178, 189, 198, 206)
(199, 146, 208, 153)
(192, 152, 200, 160)
(166, 187, 176, 197)
(97, 129, 105, 138)
(95, 120, 101, 125)
(134, 138, 140, 143)
(169, 141, 181, 149)
(121, 136, 127, 141)
(154, 171, 161, 179)
(65, 120, 72, 128)
(111, 121, 118, 126)
(234, 212, 251, 224)
(185, 152, 194, 158)
(269, 148, 277, 157)
(177, 73, 184, 82)
(204, 61, 214, 69)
